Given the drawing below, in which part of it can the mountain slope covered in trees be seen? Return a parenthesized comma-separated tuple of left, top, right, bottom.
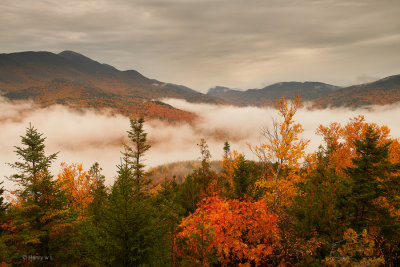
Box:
(208, 74, 400, 108)
(207, 82, 340, 106)
(312, 74, 400, 108)
(0, 51, 223, 122)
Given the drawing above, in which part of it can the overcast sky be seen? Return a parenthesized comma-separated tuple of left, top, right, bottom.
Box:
(1, 0, 399, 92)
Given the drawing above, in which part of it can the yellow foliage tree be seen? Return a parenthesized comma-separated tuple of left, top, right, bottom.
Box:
(325, 228, 384, 266)
(57, 163, 97, 218)
(252, 96, 309, 208)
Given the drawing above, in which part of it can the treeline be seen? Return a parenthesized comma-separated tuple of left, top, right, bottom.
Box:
(1, 97, 400, 266)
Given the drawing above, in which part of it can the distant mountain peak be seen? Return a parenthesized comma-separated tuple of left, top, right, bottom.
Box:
(207, 86, 237, 94)
(58, 50, 99, 64)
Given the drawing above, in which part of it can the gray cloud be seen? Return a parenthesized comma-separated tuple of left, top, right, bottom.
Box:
(0, 0, 399, 91)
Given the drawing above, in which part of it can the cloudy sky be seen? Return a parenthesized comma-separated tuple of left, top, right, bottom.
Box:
(1, 0, 399, 92)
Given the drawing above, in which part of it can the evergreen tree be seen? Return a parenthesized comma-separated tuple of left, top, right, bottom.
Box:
(223, 141, 230, 159)
(103, 151, 158, 266)
(88, 162, 108, 224)
(0, 181, 7, 225)
(6, 124, 76, 265)
(77, 162, 109, 266)
(345, 127, 400, 235)
(178, 174, 201, 214)
(126, 117, 152, 194)
(231, 156, 262, 199)
(192, 138, 215, 195)
(290, 144, 352, 262)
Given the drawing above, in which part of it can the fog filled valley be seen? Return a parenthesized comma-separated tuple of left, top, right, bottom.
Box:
(2, 96, 400, 188)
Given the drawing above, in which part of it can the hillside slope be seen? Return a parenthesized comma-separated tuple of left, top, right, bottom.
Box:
(312, 74, 400, 108)
(5, 79, 195, 122)
(0, 50, 224, 122)
(207, 82, 340, 106)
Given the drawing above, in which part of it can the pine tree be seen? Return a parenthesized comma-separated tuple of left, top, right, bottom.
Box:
(126, 117, 152, 194)
(291, 144, 352, 261)
(223, 141, 230, 159)
(0, 181, 7, 225)
(88, 162, 108, 224)
(231, 155, 262, 199)
(192, 138, 215, 195)
(6, 124, 76, 265)
(102, 151, 158, 266)
(345, 127, 400, 236)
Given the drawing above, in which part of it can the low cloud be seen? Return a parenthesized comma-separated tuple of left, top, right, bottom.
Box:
(1, 97, 400, 190)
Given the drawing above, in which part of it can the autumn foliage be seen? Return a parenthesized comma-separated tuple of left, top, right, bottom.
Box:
(176, 196, 281, 266)
(2, 98, 400, 266)
(57, 162, 96, 217)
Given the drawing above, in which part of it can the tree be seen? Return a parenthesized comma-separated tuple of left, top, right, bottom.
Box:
(102, 151, 158, 266)
(345, 127, 400, 237)
(325, 229, 384, 266)
(9, 124, 58, 203)
(77, 163, 109, 266)
(290, 144, 352, 263)
(125, 117, 152, 194)
(252, 96, 309, 208)
(6, 124, 77, 265)
(57, 162, 96, 218)
(87, 162, 108, 224)
(223, 141, 230, 159)
(231, 155, 263, 199)
(0, 181, 10, 262)
(176, 196, 281, 266)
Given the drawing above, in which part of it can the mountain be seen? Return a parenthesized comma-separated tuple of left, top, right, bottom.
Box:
(0, 50, 224, 122)
(207, 82, 340, 106)
(4, 79, 196, 123)
(312, 74, 400, 108)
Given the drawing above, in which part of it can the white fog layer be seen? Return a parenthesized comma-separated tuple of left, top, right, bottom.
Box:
(1, 97, 400, 189)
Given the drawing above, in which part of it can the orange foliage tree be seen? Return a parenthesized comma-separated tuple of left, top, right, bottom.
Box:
(57, 163, 97, 217)
(315, 115, 399, 175)
(176, 196, 281, 266)
(252, 96, 309, 208)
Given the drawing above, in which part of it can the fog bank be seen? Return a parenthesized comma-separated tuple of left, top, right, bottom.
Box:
(1, 97, 400, 190)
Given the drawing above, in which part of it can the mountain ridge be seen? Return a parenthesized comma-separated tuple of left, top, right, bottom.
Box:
(2, 50, 400, 117)
(207, 81, 341, 106)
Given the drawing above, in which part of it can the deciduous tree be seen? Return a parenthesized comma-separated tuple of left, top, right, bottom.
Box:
(252, 96, 309, 208)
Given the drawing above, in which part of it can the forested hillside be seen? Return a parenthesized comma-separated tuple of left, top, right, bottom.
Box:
(207, 82, 340, 106)
(208, 74, 400, 108)
(1, 97, 400, 266)
(313, 74, 400, 108)
(0, 51, 223, 122)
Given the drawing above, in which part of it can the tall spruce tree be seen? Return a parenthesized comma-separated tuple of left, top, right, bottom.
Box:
(0, 181, 7, 226)
(87, 162, 108, 223)
(193, 139, 215, 195)
(223, 141, 230, 159)
(345, 127, 400, 237)
(94, 118, 160, 266)
(126, 117, 152, 194)
(6, 124, 76, 265)
(102, 150, 158, 266)
(231, 155, 262, 199)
